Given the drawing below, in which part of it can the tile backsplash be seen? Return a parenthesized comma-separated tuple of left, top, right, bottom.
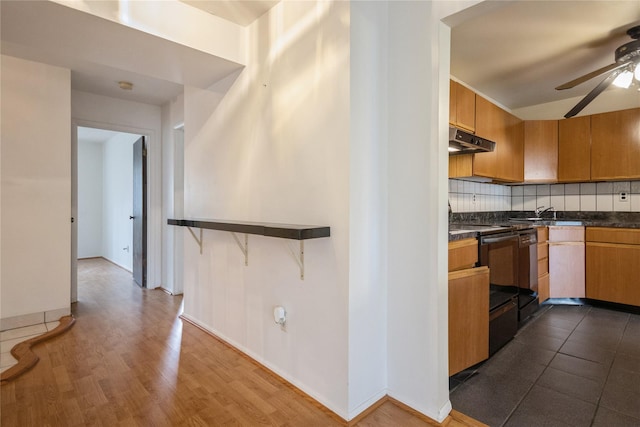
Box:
(449, 180, 511, 212)
(449, 179, 640, 213)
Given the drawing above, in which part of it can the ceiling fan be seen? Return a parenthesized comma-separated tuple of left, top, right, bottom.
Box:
(556, 25, 640, 119)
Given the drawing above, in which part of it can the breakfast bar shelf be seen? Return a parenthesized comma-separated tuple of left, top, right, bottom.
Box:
(168, 219, 330, 279)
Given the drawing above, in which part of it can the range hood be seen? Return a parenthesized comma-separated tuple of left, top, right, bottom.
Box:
(449, 127, 496, 155)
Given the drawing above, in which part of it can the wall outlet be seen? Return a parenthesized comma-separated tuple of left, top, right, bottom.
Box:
(619, 192, 628, 202)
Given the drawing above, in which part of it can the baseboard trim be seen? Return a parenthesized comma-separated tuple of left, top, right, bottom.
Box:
(179, 314, 347, 424)
(347, 395, 389, 426)
(99, 256, 132, 273)
(179, 315, 486, 426)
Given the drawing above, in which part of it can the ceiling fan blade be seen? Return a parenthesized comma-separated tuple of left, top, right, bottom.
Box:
(564, 70, 621, 118)
(555, 62, 628, 90)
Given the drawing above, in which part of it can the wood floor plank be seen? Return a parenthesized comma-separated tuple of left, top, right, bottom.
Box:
(1, 258, 483, 426)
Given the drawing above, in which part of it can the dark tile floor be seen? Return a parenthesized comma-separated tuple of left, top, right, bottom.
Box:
(450, 303, 640, 427)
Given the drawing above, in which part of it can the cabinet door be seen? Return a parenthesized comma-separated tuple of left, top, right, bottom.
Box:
(449, 154, 473, 178)
(455, 83, 476, 133)
(449, 267, 489, 376)
(558, 116, 590, 182)
(525, 120, 558, 182)
(449, 80, 476, 133)
(591, 108, 640, 180)
(502, 115, 524, 182)
(586, 242, 640, 306)
(549, 243, 585, 298)
(473, 96, 501, 178)
(449, 80, 456, 127)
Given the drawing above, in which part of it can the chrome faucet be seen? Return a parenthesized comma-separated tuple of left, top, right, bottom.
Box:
(535, 206, 556, 219)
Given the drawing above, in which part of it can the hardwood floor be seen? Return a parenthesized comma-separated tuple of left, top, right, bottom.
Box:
(1, 258, 482, 426)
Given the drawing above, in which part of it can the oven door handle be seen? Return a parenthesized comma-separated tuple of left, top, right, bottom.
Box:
(482, 234, 518, 244)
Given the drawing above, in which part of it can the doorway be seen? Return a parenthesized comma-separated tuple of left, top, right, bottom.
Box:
(73, 127, 147, 293)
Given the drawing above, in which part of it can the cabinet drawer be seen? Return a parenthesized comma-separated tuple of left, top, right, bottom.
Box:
(449, 238, 478, 272)
(538, 242, 548, 260)
(538, 272, 550, 303)
(537, 226, 548, 242)
(549, 226, 584, 242)
(538, 257, 549, 276)
(586, 227, 640, 245)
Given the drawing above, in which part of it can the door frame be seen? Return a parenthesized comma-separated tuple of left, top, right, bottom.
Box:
(71, 119, 160, 301)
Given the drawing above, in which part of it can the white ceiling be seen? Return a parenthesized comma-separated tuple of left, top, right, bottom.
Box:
(2, 0, 639, 117)
(448, 1, 640, 118)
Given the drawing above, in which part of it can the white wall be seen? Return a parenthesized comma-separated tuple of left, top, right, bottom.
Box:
(161, 95, 185, 295)
(179, 0, 479, 421)
(1, 55, 71, 321)
(348, 1, 389, 417)
(71, 90, 162, 288)
(78, 141, 104, 258)
(101, 133, 139, 270)
(182, 1, 350, 418)
(385, 3, 450, 420)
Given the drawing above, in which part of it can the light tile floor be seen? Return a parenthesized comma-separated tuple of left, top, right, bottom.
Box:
(0, 321, 60, 373)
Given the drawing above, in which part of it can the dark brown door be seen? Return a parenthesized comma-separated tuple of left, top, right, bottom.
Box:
(132, 136, 147, 287)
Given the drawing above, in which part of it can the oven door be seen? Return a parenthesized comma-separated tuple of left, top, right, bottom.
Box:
(479, 232, 519, 287)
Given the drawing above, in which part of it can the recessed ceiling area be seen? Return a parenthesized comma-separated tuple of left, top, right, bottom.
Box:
(1, 0, 245, 106)
(180, 0, 280, 26)
(448, 1, 640, 119)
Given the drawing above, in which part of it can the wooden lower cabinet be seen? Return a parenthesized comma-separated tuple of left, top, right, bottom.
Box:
(549, 226, 585, 298)
(448, 266, 489, 376)
(586, 227, 640, 307)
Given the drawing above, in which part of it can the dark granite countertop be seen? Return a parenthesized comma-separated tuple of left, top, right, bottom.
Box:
(448, 211, 640, 242)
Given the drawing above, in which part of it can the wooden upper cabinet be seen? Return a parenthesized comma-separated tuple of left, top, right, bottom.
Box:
(449, 80, 476, 133)
(503, 113, 524, 182)
(524, 120, 558, 182)
(473, 96, 501, 178)
(474, 96, 523, 182)
(591, 108, 640, 180)
(449, 154, 473, 178)
(558, 116, 591, 182)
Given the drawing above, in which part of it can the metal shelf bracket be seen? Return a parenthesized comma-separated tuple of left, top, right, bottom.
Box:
(232, 233, 249, 266)
(287, 241, 305, 280)
(187, 227, 203, 254)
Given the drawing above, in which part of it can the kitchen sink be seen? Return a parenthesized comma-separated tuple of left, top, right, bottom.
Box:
(508, 218, 583, 226)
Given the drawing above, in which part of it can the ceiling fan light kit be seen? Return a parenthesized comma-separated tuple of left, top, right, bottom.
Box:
(557, 25, 640, 118)
(612, 69, 634, 88)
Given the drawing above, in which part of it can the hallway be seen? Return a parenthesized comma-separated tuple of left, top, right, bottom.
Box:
(1, 258, 476, 426)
